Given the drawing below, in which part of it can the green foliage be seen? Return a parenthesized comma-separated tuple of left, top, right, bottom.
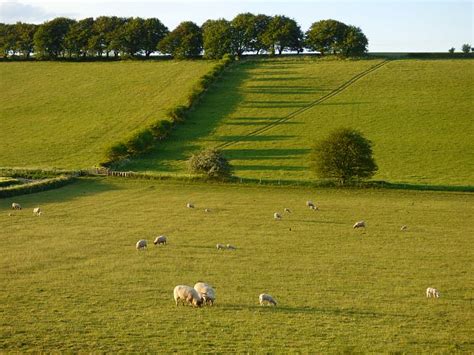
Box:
(310, 128, 377, 185)
(261, 15, 303, 55)
(230, 12, 257, 56)
(202, 19, 232, 59)
(34, 17, 76, 58)
(0, 177, 22, 188)
(448, 47, 455, 53)
(105, 142, 129, 161)
(0, 174, 75, 198)
(142, 18, 169, 57)
(166, 105, 188, 122)
(305, 19, 347, 55)
(149, 120, 173, 139)
(64, 17, 94, 58)
(461, 44, 471, 53)
(187, 149, 233, 178)
(1, 179, 473, 351)
(157, 21, 202, 58)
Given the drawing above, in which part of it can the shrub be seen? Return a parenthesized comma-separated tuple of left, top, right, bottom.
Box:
(106, 142, 129, 161)
(150, 120, 173, 139)
(310, 127, 378, 185)
(187, 148, 233, 179)
(125, 129, 154, 154)
(166, 105, 188, 122)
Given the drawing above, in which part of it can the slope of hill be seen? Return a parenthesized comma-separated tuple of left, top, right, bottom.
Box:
(123, 57, 473, 186)
(1, 178, 473, 352)
(0, 60, 215, 169)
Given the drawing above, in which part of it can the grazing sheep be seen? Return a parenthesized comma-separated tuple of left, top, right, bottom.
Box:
(353, 220, 366, 229)
(226, 244, 237, 250)
(153, 235, 167, 245)
(310, 205, 319, 210)
(173, 285, 203, 307)
(194, 282, 216, 306)
(33, 207, 42, 216)
(136, 239, 148, 250)
(187, 203, 194, 208)
(274, 212, 282, 220)
(306, 200, 315, 209)
(400, 225, 408, 231)
(426, 287, 440, 298)
(259, 293, 277, 306)
(11, 203, 21, 210)
(284, 208, 291, 213)
(204, 208, 210, 213)
(216, 243, 226, 250)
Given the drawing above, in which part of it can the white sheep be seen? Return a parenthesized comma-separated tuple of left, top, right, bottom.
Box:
(173, 285, 203, 307)
(306, 200, 315, 209)
(136, 239, 147, 250)
(153, 235, 167, 245)
(187, 202, 194, 208)
(426, 287, 440, 298)
(216, 243, 226, 250)
(274, 212, 282, 220)
(284, 208, 291, 213)
(204, 208, 211, 213)
(33, 207, 42, 216)
(194, 282, 216, 306)
(226, 244, 237, 250)
(259, 293, 277, 306)
(11, 203, 22, 210)
(353, 220, 366, 229)
(400, 225, 408, 231)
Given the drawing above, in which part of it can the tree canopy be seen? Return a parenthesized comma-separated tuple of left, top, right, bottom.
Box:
(158, 21, 202, 59)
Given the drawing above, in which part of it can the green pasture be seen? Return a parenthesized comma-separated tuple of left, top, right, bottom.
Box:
(1, 178, 473, 352)
(0, 60, 215, 169)
(124, 57, 473, 187)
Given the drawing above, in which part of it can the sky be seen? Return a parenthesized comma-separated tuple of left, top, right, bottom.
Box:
(0, 0, 472, 52)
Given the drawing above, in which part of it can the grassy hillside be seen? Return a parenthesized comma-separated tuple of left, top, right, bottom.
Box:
(123, 57, 473, 186)
(1, 178, 473, 352)
(0, 60, 215, 169)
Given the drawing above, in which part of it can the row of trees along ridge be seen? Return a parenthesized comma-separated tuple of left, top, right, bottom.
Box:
(0, 15, 368, 59)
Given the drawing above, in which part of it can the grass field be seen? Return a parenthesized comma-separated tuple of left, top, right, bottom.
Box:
(1, 178, 473, 352)
(0, 60, 215, 169)
(123, 57, 474, 187)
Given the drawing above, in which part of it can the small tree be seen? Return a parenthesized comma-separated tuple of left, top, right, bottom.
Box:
(188, 149, 232, 179)
(461, 44, 471, 53)
(448, 47, 455, 54)
(310, 128, 378, 185)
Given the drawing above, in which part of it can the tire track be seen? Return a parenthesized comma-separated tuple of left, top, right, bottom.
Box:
(216, 59, 389, 149)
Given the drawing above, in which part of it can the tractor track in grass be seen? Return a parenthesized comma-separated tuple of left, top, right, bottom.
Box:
(216, 59, 390, 149)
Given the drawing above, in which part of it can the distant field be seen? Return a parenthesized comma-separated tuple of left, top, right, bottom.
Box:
(124, 57, 473, 186)
(1, 178, 473, 352)
(0, 60, 215, 169)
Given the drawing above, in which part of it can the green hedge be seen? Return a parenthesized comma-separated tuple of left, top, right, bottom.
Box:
(102, 55, 234, 167)
(0, 175, 76, 198)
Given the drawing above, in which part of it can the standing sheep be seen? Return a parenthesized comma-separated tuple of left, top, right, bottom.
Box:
(173, 285, 203, 307)
(33, 207, 42, 216)
(274, 212, 282, 220)
(194, 282, 216, 306)
(426, 287, 440, 298)
(153, 235, 167, 245)
(136, 239, 148, 250)
(306, 200, 315, 209)
(216, 243, 226, 250)
(353, 220, 366, 229)
(259, 293, 277, 306)
(187, 202, 195, 208)
(11, 203, 22, 210)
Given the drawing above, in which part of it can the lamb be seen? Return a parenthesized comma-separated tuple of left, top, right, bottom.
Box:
(353, 220, 366, 229)
(259, 293, 277, 306)
(136, 239, 147, 250)
(187, 202, 194, 208)
(153, 235, 167, 245)
(274, 212, 282, 220)
(216, 243, 226, 250)
(11, 203, 22, 210)
(194, 282, 216, 306)
(173, 285, 203, 307)
(226, 244, 237, 250)
(33, 207, 42, 216)
(284, 208, 291, 213)
(426, 287, 440, 298)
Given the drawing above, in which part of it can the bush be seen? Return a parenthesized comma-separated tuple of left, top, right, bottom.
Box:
(310, 128, 378, 185)
(125, 129, 154, 154)
(150, 120, 173, 139)
(187, 148, 233, 179)
(106, 142, 129, 161)
(166, 105, 188, 122)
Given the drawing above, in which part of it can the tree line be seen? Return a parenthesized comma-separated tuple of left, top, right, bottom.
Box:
(0, 14, 368, 59)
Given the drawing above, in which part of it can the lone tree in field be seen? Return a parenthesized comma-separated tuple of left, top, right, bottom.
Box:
(310, 128, 378, 185)
(461, 44, 471, 53)
(188, 148, 233, 179)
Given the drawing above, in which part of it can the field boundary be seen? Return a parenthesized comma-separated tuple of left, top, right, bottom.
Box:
(216, 59, 390, 149)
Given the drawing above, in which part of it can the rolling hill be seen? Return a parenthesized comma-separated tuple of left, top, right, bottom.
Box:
(0, 60, 215, 169)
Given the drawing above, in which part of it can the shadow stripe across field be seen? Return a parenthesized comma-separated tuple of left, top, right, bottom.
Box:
(216, 60, 390, 149)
